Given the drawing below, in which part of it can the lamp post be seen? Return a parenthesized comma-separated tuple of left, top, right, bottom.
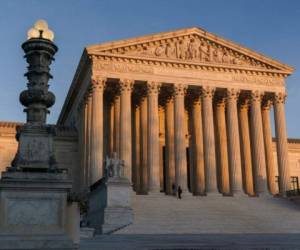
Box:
(0, 20, 78, 250)
(11, 20, 59, 172)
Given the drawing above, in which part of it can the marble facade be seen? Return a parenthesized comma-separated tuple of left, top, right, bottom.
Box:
(1, 27, 298, 197)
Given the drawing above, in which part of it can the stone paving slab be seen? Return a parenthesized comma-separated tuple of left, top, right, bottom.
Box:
(80, 234, 300, 250)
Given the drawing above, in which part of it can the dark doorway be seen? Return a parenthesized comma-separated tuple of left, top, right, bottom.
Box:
(186, 147, 191, 191)
(163, 146, 167, 192)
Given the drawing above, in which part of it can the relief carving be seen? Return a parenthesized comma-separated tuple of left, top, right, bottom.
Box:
(102, 35, 276, 70)
(21, 138, 49, 162)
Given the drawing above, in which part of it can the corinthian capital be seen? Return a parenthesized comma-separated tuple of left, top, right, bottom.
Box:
(91, 76, 106, 91)
(147, 81, 161, 95)
(174, 84, 187, 97)
(238, 98, 250, 111)
(227, 88, 240, 100)
(262, 98, 273, 111)
(215, 96, 226, 108)
(250, 90, 263, 103)
(201, 86, 215, 98)
(273, 92, 287, 104)
(119, 79, 134, 92)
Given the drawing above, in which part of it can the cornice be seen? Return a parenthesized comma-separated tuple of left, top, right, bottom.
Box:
(0, 121, 23, 128)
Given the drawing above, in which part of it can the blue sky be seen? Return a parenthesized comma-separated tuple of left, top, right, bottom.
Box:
(0, 0, 300, 137)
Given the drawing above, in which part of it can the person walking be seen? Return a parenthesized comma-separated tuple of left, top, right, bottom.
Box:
(177, 186, 182, 199)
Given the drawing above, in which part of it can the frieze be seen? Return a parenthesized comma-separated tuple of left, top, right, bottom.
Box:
(93, 60, 285, 88)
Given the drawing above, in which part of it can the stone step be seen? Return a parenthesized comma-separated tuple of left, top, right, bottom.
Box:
(116, 192, 300, 234)
(80, 234, 300, 250)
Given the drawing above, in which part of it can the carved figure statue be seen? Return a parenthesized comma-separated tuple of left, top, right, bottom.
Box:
(177, 38, 189, 60)
(199, 41, 210, 62)
(188, 39, 199, 60)
(105, 152, 125, 179)
(222, 51, 231, 64)
(166, 42, 177, 59)
(155, 44, 166, 57)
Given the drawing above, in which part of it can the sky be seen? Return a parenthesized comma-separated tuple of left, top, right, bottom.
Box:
(0, 0, 300, 137)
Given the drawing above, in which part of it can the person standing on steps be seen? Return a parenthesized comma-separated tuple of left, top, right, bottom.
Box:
(177, 186, 182, 199)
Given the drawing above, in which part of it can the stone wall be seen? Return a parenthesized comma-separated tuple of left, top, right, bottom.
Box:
(0, 122, 80, 192)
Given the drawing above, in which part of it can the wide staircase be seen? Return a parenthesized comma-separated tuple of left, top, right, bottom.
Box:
(80, 192, 300, 249)
(116, 192, 300, 234)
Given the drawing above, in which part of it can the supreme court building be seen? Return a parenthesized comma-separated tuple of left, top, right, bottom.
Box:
(1, 27, 299, 197)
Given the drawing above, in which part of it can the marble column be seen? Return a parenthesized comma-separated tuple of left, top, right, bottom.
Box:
(250, 91, 268, 195)
(103, 101, 109, 159)
(79, 100, 86, 190)
(174, 84, 188, 191)
(262, 99, 277, 194)
(191, 97, 206, 195)
(147, 82, 161, 192)
(86, 90, 92, 186)
(140, 96, 148, 194)
(113, 94, 120, 157)
(90, 77, 105, 184)
(202, 86, 218, 193)
(273, 92, 290, 195)
(159, 106, 165, 192)
(226, 89, 243, 194)
(165, 97, 176, 194)
(82, 94, 89, 188)
(119, 79, 133, 180)
(215, 97, 230, 195)
(239, 99, 255, 196)
(188, 106, 195, 193)
(109, 102, 114, 157)
(132, 104, 141, 192)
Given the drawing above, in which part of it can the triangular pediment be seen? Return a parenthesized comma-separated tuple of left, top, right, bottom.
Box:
(87, 27, 293, 73)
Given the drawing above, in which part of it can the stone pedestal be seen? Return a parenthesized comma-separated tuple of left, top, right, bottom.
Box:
(0, 172, 76, 250)
(11, 125, 57, 171)
(87, 176, 133, 235)
(102, 178, 133, 234)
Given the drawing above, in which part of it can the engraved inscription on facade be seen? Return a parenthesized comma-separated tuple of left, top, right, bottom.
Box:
(93, 61, 154, 74)
(232, 75, 284, 86)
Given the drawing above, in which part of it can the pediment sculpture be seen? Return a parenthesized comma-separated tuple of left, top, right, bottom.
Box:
(100, 35, 278, 70)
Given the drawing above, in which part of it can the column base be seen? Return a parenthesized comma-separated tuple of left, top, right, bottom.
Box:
(256, 192, 273, 198)
(231, 191, 248, 197)
(148, 188, 161, 194)
(136, 190, 148, 195)
(222, 193, 233, 197)
(193, 192, 207, 196)
(205, 191, 222, 196)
